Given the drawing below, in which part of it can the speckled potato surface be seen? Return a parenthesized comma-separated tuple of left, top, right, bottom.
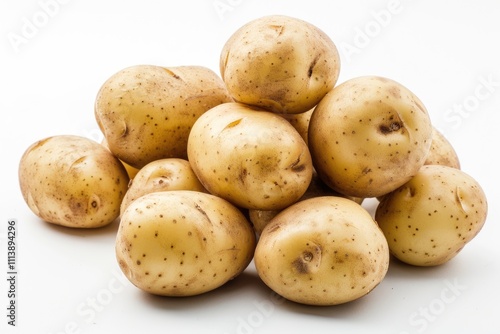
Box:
(424, 127, 460, 169)
(18, 135, 129, 228)
(309, 76, 433, 198)
(120, 158, 207, 215)
(376, 165, 487, 266)
(220, 15, 340, 114)
(116, 191, 256, 296)
(95, 65, 232, 169)
(255, 196, 389, 306)
(187, 102, 313, 210)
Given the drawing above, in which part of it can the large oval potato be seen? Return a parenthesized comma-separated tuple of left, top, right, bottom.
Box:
(116, 191, 256, 296)
(309, 76, 433, 198)
(95, 65, 233, 169)
(188, 102, 313, 210)
(376, 165, 487, 266)
(18, 135, 129, 228)
(220, 15, 340, 114)
(120, 158, 207, 214)
(255, 196, 389, 306)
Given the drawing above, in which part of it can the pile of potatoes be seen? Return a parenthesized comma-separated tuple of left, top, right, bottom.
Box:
(18, 15, 488, 306)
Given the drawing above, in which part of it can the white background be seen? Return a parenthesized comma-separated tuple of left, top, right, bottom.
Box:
(1, 0, 499, 333)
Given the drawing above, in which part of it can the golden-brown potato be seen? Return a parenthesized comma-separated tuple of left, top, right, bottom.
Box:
(18, 135, 129, 228)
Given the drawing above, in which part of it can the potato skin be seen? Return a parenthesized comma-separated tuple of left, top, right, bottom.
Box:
(424, 127, 460, 169)
(220, 15, 340, 114)
(18, 135, 129, 228)
(120, 158, 207, 214)
(188, 102, 313, 210)
(375, 165, 487, 266)
(255, 196, 389, 306)
(309, 76, 432, 198)
(95, 65, 232, 169)
(116, 191, 256, 296)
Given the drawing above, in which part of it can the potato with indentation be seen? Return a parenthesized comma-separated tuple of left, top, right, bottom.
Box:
(116, 190, 256, 296)
(187, 102, 313, 210)
(18, 135, 129, 228)
(95, 65, 233, 169)
(309, 76, 433, 198)
(376, 165, 487, 266)
(254, 196, 389, 306)
(120, 158, 207, 215)
(220, 15, 340, 114)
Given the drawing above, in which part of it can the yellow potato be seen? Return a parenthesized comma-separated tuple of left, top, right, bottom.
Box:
(309, 76, 433, 198)
(278, 107, 314, 145)
(220, 15, 340, 114)
(95, 65, 233, 169)
(120, 158, 207, 214)
(255, 196, 389, 306)
(101, 137, 140, 180)
(187, 102, 313, 210)
(424, 127, 460, 169)
(18, 135, 129, 228)
(376, 165, 487, 266)
(116, 191, 256, 296)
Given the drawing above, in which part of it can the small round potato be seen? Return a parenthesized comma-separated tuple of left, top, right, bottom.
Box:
(120, 158, 207, 214)
(278, 107, 314, 145)
(220, 15, 340, 114)
(309, 76, 433, 198)
(424, 127, 460, 169)
(255, 196, 389, 306)
(188, 102, 313, 210)
(116, 191, 256, 296)
(95, 65, 233, 169)
(376, 165, 487, 266)
(18, 135, 129, 228)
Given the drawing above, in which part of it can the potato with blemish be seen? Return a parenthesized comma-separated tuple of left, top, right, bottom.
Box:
(424, 127, 460, 169)
(120, 158, 207, 215)
(375, 165, 487, 266)
(220, 15, 340, 114)
(254, 196, 389, 306)
(309, 76, 433, 198)
(187, 102, 313, 210)
(95, 65, 233, 169)
(18, 135, 129, 228)
(116, 190, 256, 296)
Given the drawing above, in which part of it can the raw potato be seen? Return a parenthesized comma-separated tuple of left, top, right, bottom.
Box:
(120, 158, 207, 214)
(18, 135, 129, 228)
(255, 196, 389, 306)
(188, 102, 313, 210)
(309, 76, 433, 198)
(101, 138, 140, 179)
(424, 127, 460, 169)
(279, 107, 314, 145)
(116, 191, 256, 296)
(95, 65, 233, 169)
(375, 165, 487, 266)
(220, 15, 340, 114)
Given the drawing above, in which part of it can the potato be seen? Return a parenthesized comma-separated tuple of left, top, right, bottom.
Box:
(249, 171, 363, 236)
(18, 135, 129, 228)
(101, 137, 140, 179)
(120, 158, 207, 214)
(279, 107, 314, 145)
(424, 127, 460, 169)
(95, 65, 233, 169)
(116, 190, 256, 296)
(309, 76, 433, 198)
(220, 15, 340, 114)
(187, 102, 313, 210)
(254, 196, 389, 306)
(375, 165, 487, 266)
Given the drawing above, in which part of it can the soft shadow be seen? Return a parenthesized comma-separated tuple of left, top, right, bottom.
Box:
(41, 217, 120, 239)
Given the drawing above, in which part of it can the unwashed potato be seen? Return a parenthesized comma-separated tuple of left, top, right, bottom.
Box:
(188, 102, 313, 211)
(309, 76, 433, 198)
(95, 65, 233, 169)
(376, 165, 487, 266)
(220, 15, 340, 114)
(120, 158, 207, 215)
(255, 196, 389, 306)
(18, 135, 129, 228)
(116, 190, 256, 296)
(424, 127, 460, 169)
